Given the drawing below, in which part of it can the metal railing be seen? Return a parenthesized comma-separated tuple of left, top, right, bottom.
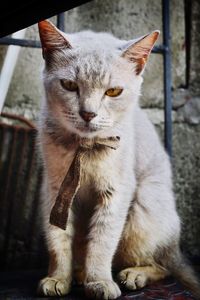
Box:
(0, 2, 172, 156)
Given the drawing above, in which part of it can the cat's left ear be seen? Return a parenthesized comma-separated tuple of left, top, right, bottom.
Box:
(38, 20, 72, 59)
(121, 31, 160, 75)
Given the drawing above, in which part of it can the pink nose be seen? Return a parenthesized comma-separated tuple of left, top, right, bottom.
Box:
(79, 110, 97, 122)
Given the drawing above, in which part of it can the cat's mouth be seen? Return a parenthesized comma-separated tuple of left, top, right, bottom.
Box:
(77, 123, 99, 133)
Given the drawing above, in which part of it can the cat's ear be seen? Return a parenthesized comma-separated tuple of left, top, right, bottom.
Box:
(38, 20, 72, 59)
(121, 31, 160, 75)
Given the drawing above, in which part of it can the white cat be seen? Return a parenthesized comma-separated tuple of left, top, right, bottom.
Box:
(37, 20, 200, 299)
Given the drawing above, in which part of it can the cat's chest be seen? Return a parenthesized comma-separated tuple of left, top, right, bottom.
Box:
(79, 148, 119, 189)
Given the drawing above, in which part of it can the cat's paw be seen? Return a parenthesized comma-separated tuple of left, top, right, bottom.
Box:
(117, 268, 147, 290)
(85, 280, 121, 299)
(38, 276, 71, 296)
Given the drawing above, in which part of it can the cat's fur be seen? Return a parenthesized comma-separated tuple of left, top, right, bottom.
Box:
(37, 20, 200, 299)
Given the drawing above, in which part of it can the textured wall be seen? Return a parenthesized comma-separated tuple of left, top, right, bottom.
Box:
(173, 124, 200, 256)
(1, 0, 186, 114)
(0, 0, 200, 259)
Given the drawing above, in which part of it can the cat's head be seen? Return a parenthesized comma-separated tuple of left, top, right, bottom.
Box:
(38, 20, 159, 138)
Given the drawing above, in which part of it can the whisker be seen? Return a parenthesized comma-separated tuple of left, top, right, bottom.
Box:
(98, 122, 111, 126)
(62, 109, 75, 116)
(66, 116, 77, 120)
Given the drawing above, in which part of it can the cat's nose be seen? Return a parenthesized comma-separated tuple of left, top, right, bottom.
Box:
(79, 110, 97, 122)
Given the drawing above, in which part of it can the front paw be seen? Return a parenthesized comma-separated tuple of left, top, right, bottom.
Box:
(38, 276, 71, 296)
(117, 268, 147, 290)
(85, 280, 121, 299)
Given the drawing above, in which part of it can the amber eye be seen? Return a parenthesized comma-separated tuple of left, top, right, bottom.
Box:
(105, 88, 123, 97)
(60, 79, 79, 92)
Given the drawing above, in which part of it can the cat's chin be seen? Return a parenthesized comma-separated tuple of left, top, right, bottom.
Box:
(75, 127, 103, 138)
(66, 124, 104, 139)
(64, 120, 113, 138)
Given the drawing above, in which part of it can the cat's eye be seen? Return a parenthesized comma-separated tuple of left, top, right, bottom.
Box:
(105, 88, 123, 97)
(60, 79, 79, 92)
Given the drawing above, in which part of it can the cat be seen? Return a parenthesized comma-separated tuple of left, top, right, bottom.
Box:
(37, 20, 200, 299)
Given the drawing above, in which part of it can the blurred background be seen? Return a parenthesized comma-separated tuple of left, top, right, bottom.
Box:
(0, 0, 199, 272)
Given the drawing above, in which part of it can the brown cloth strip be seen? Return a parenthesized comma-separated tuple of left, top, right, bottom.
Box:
(50, 136, 120, 230)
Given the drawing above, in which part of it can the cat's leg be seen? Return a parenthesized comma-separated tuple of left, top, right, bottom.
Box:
(115, 178, 180, 291)
(117, 265, 168, 290)
(84, 193, 131, 300)
(38, 209, 74, 296)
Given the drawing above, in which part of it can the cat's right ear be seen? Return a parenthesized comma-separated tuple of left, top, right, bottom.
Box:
(38, 20, 72, 59)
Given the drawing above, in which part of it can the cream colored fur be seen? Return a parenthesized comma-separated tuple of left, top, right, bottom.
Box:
(37, 21, 200, 299)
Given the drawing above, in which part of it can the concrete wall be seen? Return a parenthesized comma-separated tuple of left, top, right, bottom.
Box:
(0, 0, 200, 257)
(1, 0, 186, 114)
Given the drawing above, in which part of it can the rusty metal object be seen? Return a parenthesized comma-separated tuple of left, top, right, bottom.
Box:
(0, 112, 36, 129)
(0, 113, 46, 270)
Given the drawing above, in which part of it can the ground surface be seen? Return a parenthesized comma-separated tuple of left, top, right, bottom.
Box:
(0, 270, 197, 299)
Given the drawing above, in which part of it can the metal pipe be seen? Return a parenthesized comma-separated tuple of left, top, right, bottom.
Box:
(153, 45, 168, 54)
(184, 0, 192, 88)
(0, 36, 167, 55)
(57, 13, 65, 31)
(0, 37, 41, 48)
(162, 0, 172, 157)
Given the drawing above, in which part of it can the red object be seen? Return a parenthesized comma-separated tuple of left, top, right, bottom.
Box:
(119, 277, 196, 299)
